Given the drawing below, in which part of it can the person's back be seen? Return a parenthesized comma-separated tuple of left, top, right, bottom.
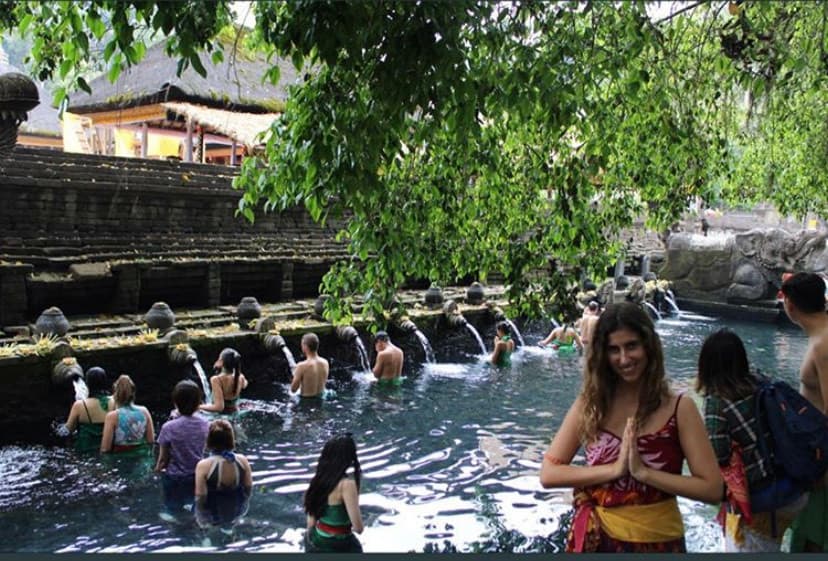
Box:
(101, 374, 154, 455)
(156, 380, 209, 516)
(373, 332, 403, 384)
(292, 333, 330, 398)
(201, 348, 248, 414)
(696, 329, 804, 551)
(305, 434, 364, 553)
(781, 272, 828, 553)
(64, 367, 112, 453)
(195, 420, 252, 528)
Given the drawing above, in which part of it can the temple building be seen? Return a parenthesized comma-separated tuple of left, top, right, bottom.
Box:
(62, 35, 297, 165)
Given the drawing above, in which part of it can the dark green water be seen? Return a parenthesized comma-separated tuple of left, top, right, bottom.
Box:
(0, 315, 808, 552)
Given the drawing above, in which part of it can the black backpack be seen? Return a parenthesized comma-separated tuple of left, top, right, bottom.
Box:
(754, 376, 828, 489)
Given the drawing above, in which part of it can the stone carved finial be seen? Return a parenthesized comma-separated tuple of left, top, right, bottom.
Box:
(0, 72, 40, 156)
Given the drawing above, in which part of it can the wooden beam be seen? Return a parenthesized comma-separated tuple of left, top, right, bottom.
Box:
(140, 123, 148, 158)
(184, 118, 193, 162)
(76, 104, 167, 126)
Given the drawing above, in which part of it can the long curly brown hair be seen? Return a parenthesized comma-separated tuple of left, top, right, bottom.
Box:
(579, 302, 669, 443)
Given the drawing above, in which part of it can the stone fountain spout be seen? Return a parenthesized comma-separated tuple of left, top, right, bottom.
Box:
(165, 329, 197, 365)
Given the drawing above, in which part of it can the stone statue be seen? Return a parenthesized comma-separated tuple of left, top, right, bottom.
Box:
(0, 72, 40, 156)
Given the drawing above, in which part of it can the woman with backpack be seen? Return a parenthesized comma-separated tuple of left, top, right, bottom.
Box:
(696, 329, 808, 551)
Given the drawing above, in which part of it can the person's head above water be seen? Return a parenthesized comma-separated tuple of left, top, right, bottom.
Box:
(579, 302, 668, 442)
(302, 332, 320, 354)
(218, 348, 241, 374)
(374, 331, 389, 351)
(173, 379, 202, 416)
(304, 433, 361, 519)
(206, 419, 236, 452)
(496, 321, 511, 337)
(112, 374, 137, 407)
(85, 366, 109, 396)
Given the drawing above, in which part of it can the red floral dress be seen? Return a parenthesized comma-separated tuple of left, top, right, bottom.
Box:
(567, 395, 687, 553)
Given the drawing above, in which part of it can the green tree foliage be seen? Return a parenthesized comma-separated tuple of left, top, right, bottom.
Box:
(2, 1, 826, 324)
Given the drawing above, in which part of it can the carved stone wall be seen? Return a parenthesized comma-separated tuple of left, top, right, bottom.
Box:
(660, 229, 828, 302)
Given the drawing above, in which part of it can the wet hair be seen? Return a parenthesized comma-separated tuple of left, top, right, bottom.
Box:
(782, 272, 826, 314)
(173, 379, 202, 416)
(588, 301, 599, 312)
(85, 367, 109, 396)
(302, 332, 319, 353)
(112, 374, 136, 407)
(695, 329, 756, 401)
(219, 348, 242, 395)
(206, 419, 235, 452)
(496, 321, 511, 335)
(374, 331, 389, 343)
(304, 434, 361, 520)
(579, 302, 669, 443)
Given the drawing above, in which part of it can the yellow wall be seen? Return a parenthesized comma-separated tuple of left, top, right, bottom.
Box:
(147, 134, 180, 158)
(61, 112, 86, 153)
(114, 128, 138, 157)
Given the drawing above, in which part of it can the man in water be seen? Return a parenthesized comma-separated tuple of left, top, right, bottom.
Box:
(781, 272, 828, 553)
(291, 333, 329, 398)
(372, 331, 403, 386)
(577, 301, 601, 347)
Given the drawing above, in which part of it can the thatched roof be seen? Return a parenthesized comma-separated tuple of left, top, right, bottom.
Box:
(67, 38, 299, 115)
(162, 101, 277, 147)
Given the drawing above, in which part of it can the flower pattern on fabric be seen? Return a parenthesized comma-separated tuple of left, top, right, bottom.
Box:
(115, 405, 147, 445)
(566, 395, 687, 552)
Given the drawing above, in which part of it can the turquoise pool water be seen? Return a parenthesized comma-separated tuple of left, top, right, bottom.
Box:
(0, 315, 807, 552)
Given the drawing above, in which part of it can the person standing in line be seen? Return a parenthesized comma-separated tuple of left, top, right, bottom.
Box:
(63, 366, 113, 453)
(539, 302, 722, 552)
(291, 333, 330, 399)
(372, 331, 403, 386)
(155, 380, 209, 518)
(781, 272, 828, 553)
(101, 374, 155, 456)
(194, 419, 253, 528)
(304, 434, 364, 552)
(200, 348, 248, 415)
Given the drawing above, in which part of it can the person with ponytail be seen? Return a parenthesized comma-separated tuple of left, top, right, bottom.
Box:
(101, 374, 154, 455)
(304, 433, 364, 553)
(194, 419, 252, 528)
(200, 348, 248, 414)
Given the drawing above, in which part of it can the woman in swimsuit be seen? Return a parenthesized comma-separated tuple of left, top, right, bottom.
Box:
(101, 374, 154, 455)
(194, 419, 253, 528)
(63, 366, 112, 453)
(200, 348, 248, 415)
(305, 433, 365, 552)
(539, 302, 722, 552)
(490, 321, 515, 367)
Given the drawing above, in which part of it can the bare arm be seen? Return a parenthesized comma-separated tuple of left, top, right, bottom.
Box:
(341, 479, 364, 534)
(239, 455, 253, 493)
(539, 396, 629, 488)
(490, 340, 504, 365)
(155, 444, 170, 472)
(290, 364, 304, 393)
(816, 342, 828, 414)
(372, 352, 386, 379)
(100, 410, 117, 453)
(538, 330, 556, 347)
(239, 373, 249, 390)
(65, 401, 81, 433)
(572, 331, 584, 350)
(199, 377, 224, 413)
(628, 397, 723, 504)
(143, 407, 155, 445)
(194, 459, 209, 508)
